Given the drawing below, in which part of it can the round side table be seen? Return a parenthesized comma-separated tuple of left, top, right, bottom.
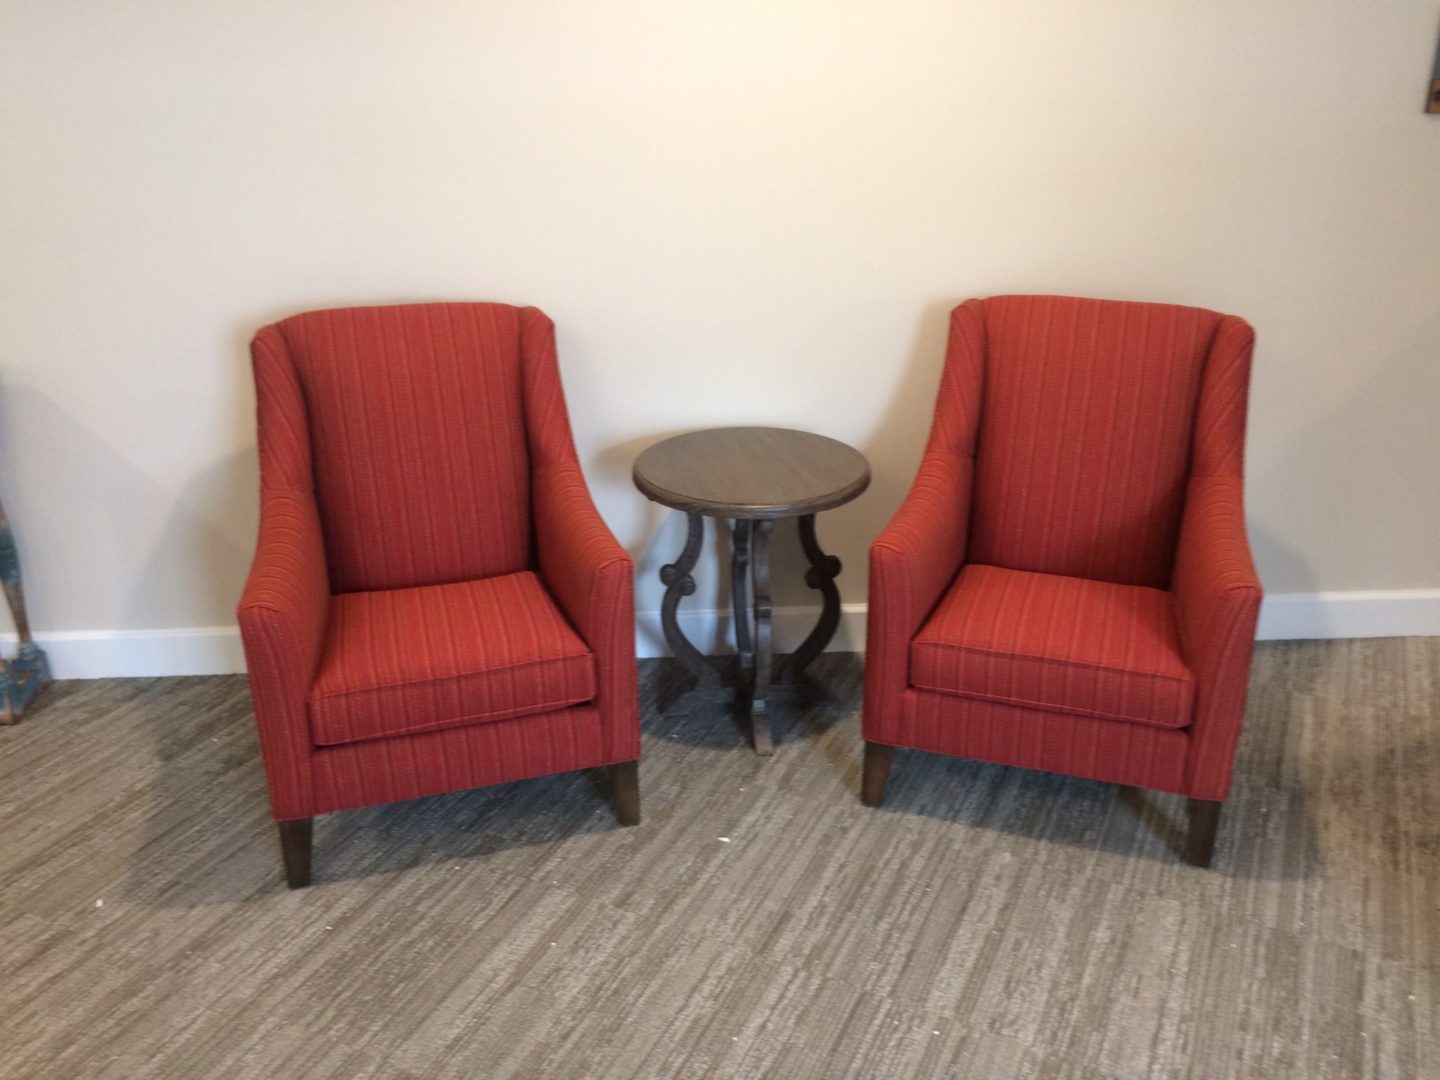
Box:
(633, 427, 870, 754)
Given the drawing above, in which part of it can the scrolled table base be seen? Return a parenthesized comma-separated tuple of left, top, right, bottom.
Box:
(657, 512, 844, 754)
(659, 513, 724, 690)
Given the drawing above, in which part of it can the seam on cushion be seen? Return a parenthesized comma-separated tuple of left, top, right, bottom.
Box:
(911, 639, 1194, 684)
(240, 601, 304, 619)
(311, 693, 596, 746)
(1216, 581, 1262, 597)
(330, 571, 544, 599)
(310, 649, 594, 700)
(584, 554, 631, 578)
(1176, 581, 1261, 661)
(258, 481, 315, 497)
(911, 684, 1195, 730)
(871, 538, 916, 559)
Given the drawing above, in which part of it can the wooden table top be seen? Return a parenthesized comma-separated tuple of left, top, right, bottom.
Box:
(633, 427, 870, 518)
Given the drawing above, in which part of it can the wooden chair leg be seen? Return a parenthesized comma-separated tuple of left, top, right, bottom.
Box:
(861, 742, 894, 807)
(277, 818, 313, 888)
(1184, 798, 1222, 868)
(610, 760, 641, 826)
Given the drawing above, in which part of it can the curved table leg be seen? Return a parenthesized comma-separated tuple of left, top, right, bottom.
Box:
(780, 513, 843, 681)
(748, 519, 775, 755)
(660, 513, 722, 692)
(731, 520, 753, 679)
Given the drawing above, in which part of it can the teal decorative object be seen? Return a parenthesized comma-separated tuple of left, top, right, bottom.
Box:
(0, 498, 50, 723)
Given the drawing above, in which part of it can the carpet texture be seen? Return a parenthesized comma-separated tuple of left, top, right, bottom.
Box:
(2, 640, 1436, 1078)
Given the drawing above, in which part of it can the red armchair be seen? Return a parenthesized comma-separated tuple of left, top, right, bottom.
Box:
(863, 295, 1261, 866)
(238, 303, 639, 887)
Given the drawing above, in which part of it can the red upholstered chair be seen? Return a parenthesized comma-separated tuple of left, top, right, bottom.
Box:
(863, 295, 1262, 866)
(238, 303, 639, 887)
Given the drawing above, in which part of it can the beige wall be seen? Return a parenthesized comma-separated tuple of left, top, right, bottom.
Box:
(2, 3, 1438, 666)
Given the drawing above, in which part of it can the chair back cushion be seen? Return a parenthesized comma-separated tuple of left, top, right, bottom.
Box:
(968, 295, 1222, 588)
(275, 303, 532, 593)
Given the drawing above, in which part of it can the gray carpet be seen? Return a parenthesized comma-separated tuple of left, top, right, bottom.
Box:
(2, 640, 1436, 1078)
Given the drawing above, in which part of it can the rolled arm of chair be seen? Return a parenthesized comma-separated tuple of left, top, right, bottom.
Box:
(1172, 474, 1263, 800)
(863, 451, 974, 740)
(533, 462, 639, 763)
(236, 488, 330, 820)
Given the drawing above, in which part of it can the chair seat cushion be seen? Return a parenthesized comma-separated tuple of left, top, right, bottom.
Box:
(309, 572, 595, 747)
(910, 564, 1195, 729)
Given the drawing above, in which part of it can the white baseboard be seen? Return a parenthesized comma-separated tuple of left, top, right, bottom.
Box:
(7, 590, 1437, 679)
(643, 591, 1440, 655)
(1254, 589, 1440, 641)
(2, 627, 249, 680)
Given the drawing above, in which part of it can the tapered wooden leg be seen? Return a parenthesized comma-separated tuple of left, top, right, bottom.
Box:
(861, 742, 895, 807)
(610, 760, 641, 826)
(277, 818, 312, 889)
(1184, 798, 1222, 868)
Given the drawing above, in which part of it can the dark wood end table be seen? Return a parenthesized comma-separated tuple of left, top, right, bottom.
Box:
(633, 427, 870, 754)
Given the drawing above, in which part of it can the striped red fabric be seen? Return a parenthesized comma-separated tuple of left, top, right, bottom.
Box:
(1174, 313, 1261, 799)
(238, 302, 638, 824)
(236, 489, 327, 821)
(271, 304, 533, 595)
(896, 689, 1191, 794)
(969, 295, 1220, 589)
(250, 329, 315, 493)
(927, 299, 987, 459)
(312, 705, 608, 816)
(865, 295, 1261, 805)
(1174, 480, 1262, 799)
(911, 564, 1195, 729)
(1190, 318, 1256, 478)
(309, 572, 596, 747)
(534, 463, 640, 764)
(865, 453, 974, 736)
(523, 308, 640, 765)
(863, 301, 987, 745)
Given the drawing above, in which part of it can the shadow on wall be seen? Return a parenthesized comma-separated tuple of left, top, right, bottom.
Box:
(850, 296, 958, 576)
(1248, 302, 1440, 604)
(1249, 522, 1314, 641)
(119, 317, 267, 642)
(121, 449, 257, 640)
(0, 381, 255, 643)
(0, 319, 264, 897)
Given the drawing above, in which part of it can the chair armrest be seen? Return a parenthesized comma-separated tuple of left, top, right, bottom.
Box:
(533, 463, 639, 763)
(863, 451, 974, 740)
(236, 489, 329, 819)
(1172, 474, 1263, 799)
